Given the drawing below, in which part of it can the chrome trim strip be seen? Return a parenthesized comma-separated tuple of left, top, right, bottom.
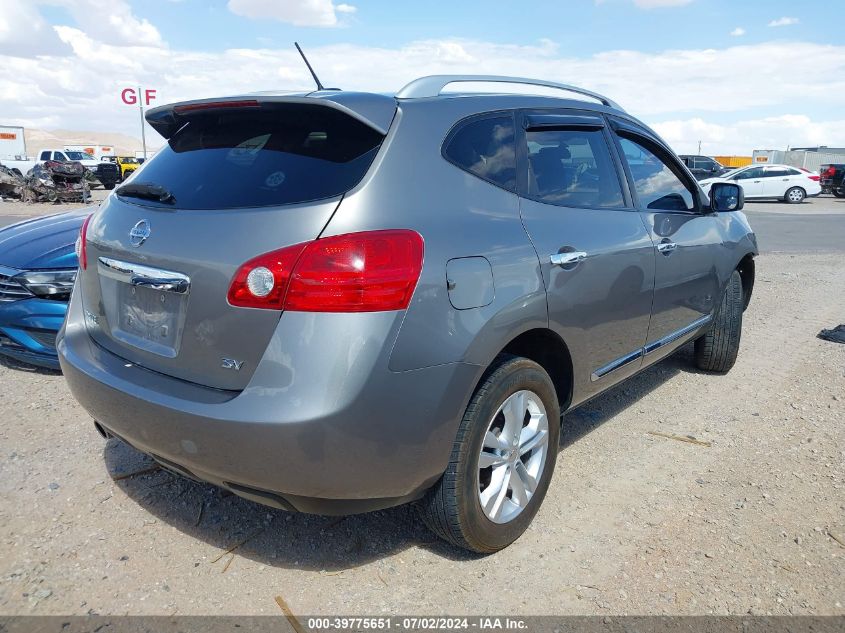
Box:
(590, 314, 713, 382)
(98, 257, 191, 295)
(643, 314, 712, 356)
(591, 348, 643, 382)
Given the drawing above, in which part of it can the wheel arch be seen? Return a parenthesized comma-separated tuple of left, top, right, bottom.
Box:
(736, 253, 755, 310)
(475, 328, 574, 415)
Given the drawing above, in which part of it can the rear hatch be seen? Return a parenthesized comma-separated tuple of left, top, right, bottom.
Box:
(78, 98, 388, 390)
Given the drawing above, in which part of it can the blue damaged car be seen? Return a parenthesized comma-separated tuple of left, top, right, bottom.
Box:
(0, 209, 90, 369)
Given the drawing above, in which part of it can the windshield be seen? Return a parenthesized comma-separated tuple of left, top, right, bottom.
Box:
(718, 167, 745, 179)
(121, 104, 384, 210)
(64, 151, 90, 160)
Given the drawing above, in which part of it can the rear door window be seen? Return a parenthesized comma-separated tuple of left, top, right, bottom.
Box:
(764, 167, 793, 178)
(442, 115, 516, 191)
(735, 167, 765, 180)
(122, 104, 384, 209)
(525, 127, 624, 208)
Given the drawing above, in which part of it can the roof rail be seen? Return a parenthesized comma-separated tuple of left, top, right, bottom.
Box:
(395, 75, 622, 110)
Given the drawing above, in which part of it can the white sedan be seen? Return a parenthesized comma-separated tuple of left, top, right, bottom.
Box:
(700, 163, 821, 204)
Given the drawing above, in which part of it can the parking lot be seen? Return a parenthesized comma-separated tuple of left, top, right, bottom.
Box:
(0, 196, 843, 617)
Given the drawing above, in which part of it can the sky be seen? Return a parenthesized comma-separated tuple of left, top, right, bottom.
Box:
(1, 0, 844, 154)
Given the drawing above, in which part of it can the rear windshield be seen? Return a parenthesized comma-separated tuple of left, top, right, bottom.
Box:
(123, 104, 384, 209)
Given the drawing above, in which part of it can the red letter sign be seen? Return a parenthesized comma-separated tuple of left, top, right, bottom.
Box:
(121, 88, 137, 105)
(144, 89, 157, 106)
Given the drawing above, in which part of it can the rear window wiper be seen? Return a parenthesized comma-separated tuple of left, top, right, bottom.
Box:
(116, 182, 176, 204)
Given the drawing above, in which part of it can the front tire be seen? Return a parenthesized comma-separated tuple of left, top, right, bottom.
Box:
(694, 270, 743, 372)
(784, 187, 805, 204)
(419, 356, 560, 553)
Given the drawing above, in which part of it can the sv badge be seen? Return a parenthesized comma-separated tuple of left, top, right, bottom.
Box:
(221, 358, 245, 371)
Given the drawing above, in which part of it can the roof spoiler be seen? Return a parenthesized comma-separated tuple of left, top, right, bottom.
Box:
(145, 94, 394, 140)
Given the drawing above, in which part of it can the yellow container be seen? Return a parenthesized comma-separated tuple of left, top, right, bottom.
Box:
(713, 155, 752, 167)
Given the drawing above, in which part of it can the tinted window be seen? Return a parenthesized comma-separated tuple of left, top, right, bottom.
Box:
(443, 115, 516, 191)
(735, 167, 765, 180)
(526, 128, 623, 208)
(122, 104, 384, 210)
(695, 158, 716, 170)
(39, 151, 50, 161)
(618, 136, 694, 211)
(764, 167, 791, 178)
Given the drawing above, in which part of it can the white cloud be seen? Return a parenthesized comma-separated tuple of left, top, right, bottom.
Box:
(653, 115, 845, 155)
(52, 0, 165, 47)
(227, 0, 357, 27)
(730, 27, 745, 37)
(768, 17, 799, 27)
(1, 27, 844, 156)
(0, 0, 72, 57)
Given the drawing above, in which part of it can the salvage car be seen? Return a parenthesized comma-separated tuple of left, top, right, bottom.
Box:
(23, 160, 90, 203)
(59, 75, 757, 553)
(0, 210, 88, 369)
(0, 164, 24, 199)
(819, 164, 845, 197)
(700, 163, 821, 203)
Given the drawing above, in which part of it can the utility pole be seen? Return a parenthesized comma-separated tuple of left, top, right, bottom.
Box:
(697, 140, 702, 154)
(138, 85, 147, 160)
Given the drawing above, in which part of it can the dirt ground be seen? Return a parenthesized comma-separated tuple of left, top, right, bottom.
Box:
(0, 187, 108, 220)
(0, 226, 843, 617)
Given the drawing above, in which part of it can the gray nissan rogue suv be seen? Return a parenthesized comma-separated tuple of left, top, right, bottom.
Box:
(59, 76, 756, 553)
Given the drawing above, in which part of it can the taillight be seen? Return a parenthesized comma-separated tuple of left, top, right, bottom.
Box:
(75, 215, 91, 270)
(808, 175, 820, 181)
(227, 242, 309, 309)
(227, 230, 424, 312)
(174, 100, 260, 113)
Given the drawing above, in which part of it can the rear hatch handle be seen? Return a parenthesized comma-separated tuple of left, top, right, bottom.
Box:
(98, 257, 191, 295)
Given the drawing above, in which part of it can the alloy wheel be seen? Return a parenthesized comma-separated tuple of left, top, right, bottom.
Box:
(477, 389, 550, 524)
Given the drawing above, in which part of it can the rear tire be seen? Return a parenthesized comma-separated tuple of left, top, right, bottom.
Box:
(784, 187, 805, 204)
(419, 355, 560, 553)
(833, 189, 845, 199)
(694, 270, 743, 373)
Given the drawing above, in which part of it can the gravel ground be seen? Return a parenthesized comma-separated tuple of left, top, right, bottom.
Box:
(0, 233, 843, 617)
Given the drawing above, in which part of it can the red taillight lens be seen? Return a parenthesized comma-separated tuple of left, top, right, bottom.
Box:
(227, 230, 425, 312)
(227, 242, 309, 309)
(75, 215, 91, 270)
(809, 175, 820, 181)
(286, 230, 424, 312)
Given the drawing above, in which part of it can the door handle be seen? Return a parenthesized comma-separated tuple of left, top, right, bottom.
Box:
(550, 251, 588, 266)
(129, 275, 190, 294)
(657, 241, 677, 254)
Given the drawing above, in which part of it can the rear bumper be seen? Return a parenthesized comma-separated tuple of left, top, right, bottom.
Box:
(0, 297, 66, 369)
(58, 289, 479, 514)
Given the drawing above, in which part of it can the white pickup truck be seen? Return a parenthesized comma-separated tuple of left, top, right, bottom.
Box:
(1, 148, 120, 189)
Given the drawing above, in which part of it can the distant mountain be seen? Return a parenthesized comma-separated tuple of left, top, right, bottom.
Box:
(23, 128, 161, 157)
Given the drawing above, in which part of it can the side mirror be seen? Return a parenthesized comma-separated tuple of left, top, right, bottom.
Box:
(710, 182, 744, 212)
